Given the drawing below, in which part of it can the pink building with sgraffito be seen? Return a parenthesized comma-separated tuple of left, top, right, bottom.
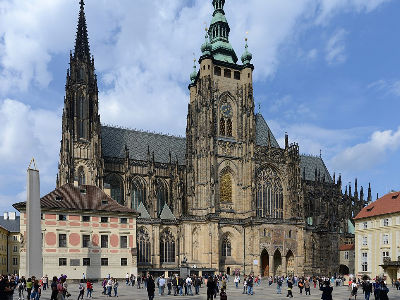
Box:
(14, 184, 139, 280)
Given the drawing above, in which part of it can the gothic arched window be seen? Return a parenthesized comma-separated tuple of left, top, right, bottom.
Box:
(220, 172, 232, 203)
(104, 174, 124, 205)
(78, 166, 85, 186)
(78, 94, 86, 139)
(131, 178, 145, 210)
(137, 228, 151, 264)
(156, 179, 168, 216)
(220, 117, 225, 135)
(221, 236, 231, 257)
(160, 229, 175, 263)
(256, 167, 283, 219)
(226, 119, 232, 136)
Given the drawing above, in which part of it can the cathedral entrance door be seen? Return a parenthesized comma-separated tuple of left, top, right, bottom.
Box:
(286, 250, 295, 276)
(261, 249, 269, 277)
(273, 249, 282, 276)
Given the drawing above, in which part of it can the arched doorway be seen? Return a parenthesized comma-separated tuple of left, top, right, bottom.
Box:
(273, 249, 282, 276)
(260, 249, 269, 277)
(339, 264, 350, 275)
(227, 267, 231, 275)
(286, 250, 295, 276)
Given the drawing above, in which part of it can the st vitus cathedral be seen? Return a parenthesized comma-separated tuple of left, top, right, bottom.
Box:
(57, 0, 370, 277)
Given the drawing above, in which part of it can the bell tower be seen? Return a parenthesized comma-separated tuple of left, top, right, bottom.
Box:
(58, 0, 103, 187)
(186, 0, 256, 218)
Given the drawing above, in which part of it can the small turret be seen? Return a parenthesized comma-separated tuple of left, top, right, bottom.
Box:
(241, 36, 253, 65)
(367, 182, 372, 203)
(200, 27, 212, 56)
(354, 178, 358, 200)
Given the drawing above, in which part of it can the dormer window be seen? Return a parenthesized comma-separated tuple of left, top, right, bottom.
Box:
(214, 66, 221, 76)
(224, 69, 231, 78)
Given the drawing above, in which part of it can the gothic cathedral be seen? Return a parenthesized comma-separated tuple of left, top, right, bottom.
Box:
(57, 0, 368, 276)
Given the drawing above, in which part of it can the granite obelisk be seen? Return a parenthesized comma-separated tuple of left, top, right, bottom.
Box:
(26, 159, 43, 277)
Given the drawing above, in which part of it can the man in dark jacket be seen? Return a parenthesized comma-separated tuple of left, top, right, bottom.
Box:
(320, 281, 333, 300)
(147, 275, 155, 300)
(363, 280, 373, 300)
(207, 276, 216, 300)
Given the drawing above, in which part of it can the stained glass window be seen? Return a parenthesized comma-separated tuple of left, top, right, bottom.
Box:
(220, 172, 232, 202)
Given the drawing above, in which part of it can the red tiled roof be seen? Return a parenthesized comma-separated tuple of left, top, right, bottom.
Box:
(354, 191, 400, 220)
(339, 244, 355, 251)
(13, 184, 137, 215)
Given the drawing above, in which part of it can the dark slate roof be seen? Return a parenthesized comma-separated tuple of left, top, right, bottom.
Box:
(13, 184, 137, 214)
(300, 155, 333, 183)
(101, 126, 186, 164)
(101, 116, 333, 183)
(255, 114, 280, 148)
(0, 216, 20, 232)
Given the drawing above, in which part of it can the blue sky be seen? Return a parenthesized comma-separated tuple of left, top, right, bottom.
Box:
(0, 0, 399, 212)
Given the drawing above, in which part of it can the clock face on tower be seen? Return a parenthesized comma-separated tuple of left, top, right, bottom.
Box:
(220, 103, 232, 118)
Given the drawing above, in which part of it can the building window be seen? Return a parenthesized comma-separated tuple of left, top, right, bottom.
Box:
(226, 119, 232, 136)
(288, 230, 292, 238)
(121, 258, 127, 266)
(78, 166, 86, 186)
(214, 66, 221, 76)
(224, 69, 231, 78)
(382, 251, 390, 261)
(234, 71, 240, 80)
(256, 167, 283, 219)
(362, 236, 368, 246)
(137, 228, 151, 264)
(131, 179, 145, 210)
(120, 218, 127, 224)
(59, 215, 67, 221)
(160, 229, 175, 263)
(101, 258, 108, 266)
(12, 258, 18, 265)
(219, 117, 225, 135)
(219, 172, 232, 203)
(383, 218, 389, 226)
(101, 217, 108, 223)
(104, 174, 124, 205)
(101, 235, 108, 248)
(221, 236, 231, 257)
(363, 222, 368, 229)
(383, 234, 389, 245)
(263, 228, 267, 237)
(156, 179, 168, 216)
(82, 235, 90, 248)
(83, 258, 90, 266)
(361, 252, 368, 272)
(59, 234, 67, 248)
(344, 251, 349, 260)
(82, 216, 90, 222)
(59, 258, 67, 266)
(13, 236, 17, 241)
(13, 246, 17, 252)
(120, 236, 128, 249)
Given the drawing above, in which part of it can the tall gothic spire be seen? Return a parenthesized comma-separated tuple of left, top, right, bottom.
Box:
(206, 0, 238, 64)
(74, 0, 91, 60)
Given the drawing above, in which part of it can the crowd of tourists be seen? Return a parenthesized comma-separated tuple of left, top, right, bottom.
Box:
(1, 272, 398, 300)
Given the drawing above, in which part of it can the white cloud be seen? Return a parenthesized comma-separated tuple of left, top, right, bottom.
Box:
(331, 126, 400, 171)
(0, 99, 60, 210)
(325, 28, 347, 64)
(368, 79, 400, 96)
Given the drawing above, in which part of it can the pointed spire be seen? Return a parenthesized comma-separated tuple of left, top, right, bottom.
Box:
(349, 182, 352, 197)
(74, 0, 91, 60)
(367, 182, 372, 203)
(354, 178, 358, 199)
(241, 35, 253, 65)
(285, 132, 289, 149)
(360, 186, 364, 201)
(333, 172, 336, 184)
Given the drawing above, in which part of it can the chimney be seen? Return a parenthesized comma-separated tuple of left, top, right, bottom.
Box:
(9, 212, 16, 220)
(3, 212, 8, 220)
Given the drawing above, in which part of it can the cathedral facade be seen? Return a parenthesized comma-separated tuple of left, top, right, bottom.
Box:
(57, 0, 368, 277)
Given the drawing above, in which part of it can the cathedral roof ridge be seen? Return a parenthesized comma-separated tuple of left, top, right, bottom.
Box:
(101, 124, 185, 139)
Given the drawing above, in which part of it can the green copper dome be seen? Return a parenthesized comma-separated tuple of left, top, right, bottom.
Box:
(201, 32, 212, 55)
(241, 39, 253, 65)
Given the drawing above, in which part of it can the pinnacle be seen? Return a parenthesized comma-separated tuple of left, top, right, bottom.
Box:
(74, 0, 91, 60)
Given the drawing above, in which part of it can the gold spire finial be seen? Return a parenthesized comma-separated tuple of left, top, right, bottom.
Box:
(28, 157, 37, 170)
(245, 31, 249, 42)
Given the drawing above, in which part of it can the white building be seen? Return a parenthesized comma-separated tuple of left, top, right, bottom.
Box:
(354, 191, 400, 282)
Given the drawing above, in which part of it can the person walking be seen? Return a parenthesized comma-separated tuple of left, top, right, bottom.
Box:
(320, 281, 333, 300)
(106, 277, 113, 297)
(350, 280, 358, 300)
(305, 279, 311, 295)
(277, 277, 283, 294)
(287, 279, 294, 298)
(86, 280, 93, 298)
(147, 275, 155, 300)
(113, 279, 119, 297)
(363, 280, 372, 300)
(298, 279, 304, 294)
(207, 276, 216, 300)
(186, 275, 193, 296)
(379, 281, 389, 300)
(77, 280, 85, 300)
